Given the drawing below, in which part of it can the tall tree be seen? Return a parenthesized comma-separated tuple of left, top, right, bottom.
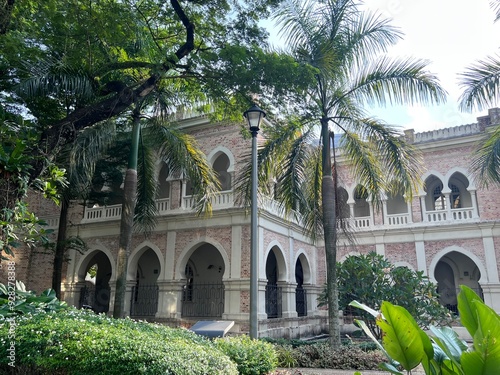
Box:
(256, 0, 446, 347)
(458, 0, 500, 185)
(0, 0, 284, 199)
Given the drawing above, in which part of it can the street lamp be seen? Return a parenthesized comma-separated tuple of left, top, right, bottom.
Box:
(243, 104, 266, 339)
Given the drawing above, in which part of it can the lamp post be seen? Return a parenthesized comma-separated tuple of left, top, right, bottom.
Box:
(243, 104, 266, 339)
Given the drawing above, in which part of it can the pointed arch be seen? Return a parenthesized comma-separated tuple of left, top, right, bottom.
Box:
(175, 237, 230, 280)
(265, 240, 288, 281)
(428, 246, 487, 284)
(128, 241, 165, 281)
(294, 250, 312, 284)
(207, 146, 235, 172)
(76, 246, 115, 282)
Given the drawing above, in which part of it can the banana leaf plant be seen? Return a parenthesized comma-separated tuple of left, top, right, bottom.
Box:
(350, 285, 500, 375)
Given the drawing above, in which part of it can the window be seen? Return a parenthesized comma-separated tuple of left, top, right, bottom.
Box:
(450, 184, 461, 208)
(433, 185, 446, 210)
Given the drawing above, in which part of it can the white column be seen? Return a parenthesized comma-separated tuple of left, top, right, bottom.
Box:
(164, 231, 176, 279)
(482, 228, 499, 283)
(278, 281, 298, 318)
(375, 235, 385, 257)
(231, 225, 242, 279)
(415, 235, 427, 276)
(419, 195, 428, 222)
(470, 189, 479, 218)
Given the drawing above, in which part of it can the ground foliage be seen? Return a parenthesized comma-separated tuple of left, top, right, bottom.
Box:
(0, 309, 238, 375)
(268, 338, 386, 371)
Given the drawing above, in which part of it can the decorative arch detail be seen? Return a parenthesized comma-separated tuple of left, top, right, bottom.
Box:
(428, 246, 487, 284)
(75, 246, 115, 282)
(207, 146, 235, 172)
(294, 250, 312, 284)
(265, 240, 288, 282)
(175, 237, 230, 280)
(127, 241, 165, 281)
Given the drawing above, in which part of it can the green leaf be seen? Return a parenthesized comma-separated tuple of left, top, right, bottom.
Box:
(430, 325, 467, 364)
(461, 302, 500, 374)
(378, 362, 404, 374)
(377, 301, 425, 371)
(349, 299, 382, 319)
(457, 285, 482, 336)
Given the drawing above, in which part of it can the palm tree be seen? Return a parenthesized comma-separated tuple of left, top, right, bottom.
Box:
(262, 0, 446, 347)
(112, 102, 219, 318)
(458, 1, 500, 185)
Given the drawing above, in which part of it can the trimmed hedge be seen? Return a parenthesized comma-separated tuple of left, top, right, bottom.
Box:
(0, 309, 238, 375)
(215, 335, 278, 375)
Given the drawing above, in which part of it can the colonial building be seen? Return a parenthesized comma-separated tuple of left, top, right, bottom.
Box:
(3, 108, 500, 338)
(334, 108, 500, 314)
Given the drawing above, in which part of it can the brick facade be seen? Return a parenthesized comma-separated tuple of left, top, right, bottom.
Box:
(3, 109, 500, 338)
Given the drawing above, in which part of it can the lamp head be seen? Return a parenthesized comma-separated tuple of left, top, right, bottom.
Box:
(244, 104, 266, 132)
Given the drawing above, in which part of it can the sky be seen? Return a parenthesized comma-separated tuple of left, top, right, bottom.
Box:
(264, 0, 500, 133)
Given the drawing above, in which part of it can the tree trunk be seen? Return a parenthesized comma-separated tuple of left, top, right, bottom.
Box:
(52, 194, 69, 299)
(113, 112, 141, 319)
(321, 117, 341, 348)
(0, 0, 15, 35)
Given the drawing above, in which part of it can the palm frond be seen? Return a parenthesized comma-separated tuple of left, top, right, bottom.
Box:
(348, 56, 447, 107)
(470, 125, 500, 186)
(340, 129, 384, 206)
(491, 0, 500, 22)
(275, 128, 319, 217)
(345, 10, 402, 62)
(143, 119, 220, 216)
(458, 54, 500, 112)
(296, 145, 323, 241)
(52, 121, 117, 198)
(135, 133, 158, 233)
(273, 0, 320, 51)
(363, 119, 423, 199)
(17, 56, 96, 102)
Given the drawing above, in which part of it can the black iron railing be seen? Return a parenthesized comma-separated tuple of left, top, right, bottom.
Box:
(296, 286, 307, 317)
(131, 284, 159, 317)
(79, 284, 110, 313)
(265, 284, 282, 319)
(181, 283, 225, 318)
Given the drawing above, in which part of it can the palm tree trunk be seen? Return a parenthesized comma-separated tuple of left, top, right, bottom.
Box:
(52, 194, 69, 299)
(113, 110, 141, 319)
(321, 117, 341, 348)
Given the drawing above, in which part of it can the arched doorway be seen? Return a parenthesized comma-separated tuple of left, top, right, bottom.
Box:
(265, 248, 282, 319)
(435, 251, 482, 314)
(295, 257, 306, 317)
(131, 248, 161, 318)
(181, 243, 225, 318)
(79, 251, 112, 313)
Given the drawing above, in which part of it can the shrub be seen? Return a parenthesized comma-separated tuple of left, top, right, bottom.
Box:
(272, 341, 385, 370)
(319, 252, 454, 339)
(215, 335, 278, 375)
(294, 343, 385, 370)
(0, 309, 238, 375)
(0, 281, 68, 317)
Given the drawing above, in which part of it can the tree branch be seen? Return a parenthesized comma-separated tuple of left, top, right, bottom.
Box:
(29, 0, 196, 182)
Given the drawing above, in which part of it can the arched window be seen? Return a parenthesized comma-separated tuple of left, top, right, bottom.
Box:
(213, 153, 231, 191)
(433, 184, 446, 210)
(450, 184, 461, 209)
